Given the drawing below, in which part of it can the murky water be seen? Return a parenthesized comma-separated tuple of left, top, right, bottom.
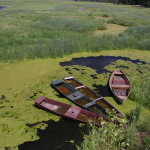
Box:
(60, 56, 147, 74)
(60, 56, 147, 97)
(18, 119, 89, 150)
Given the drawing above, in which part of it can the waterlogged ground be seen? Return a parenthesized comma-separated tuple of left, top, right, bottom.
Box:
(0, 50, 150, 150)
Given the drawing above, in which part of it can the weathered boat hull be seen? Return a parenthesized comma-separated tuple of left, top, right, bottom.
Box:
(109, 69, 131, 104)
(52, 77, 123, 118)
(35, 96, 113, 126)
(52, 80, 106, 116)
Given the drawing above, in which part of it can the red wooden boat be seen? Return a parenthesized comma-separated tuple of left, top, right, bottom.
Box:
(35, 96, 121, 127)
(109, 69, 131, 104)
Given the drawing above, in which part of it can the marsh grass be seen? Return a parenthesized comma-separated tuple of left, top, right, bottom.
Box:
(33, 17, 106, 33)
(0, 23, 150, 62)
(0, 1, 150, 62)
(129, 74, 150, 109)
(95, 25, 150, 50)
(0, 16, 106, 61)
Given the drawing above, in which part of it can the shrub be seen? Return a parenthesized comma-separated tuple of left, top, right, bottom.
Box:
(125, 105, 141, 124)
(136, 116, 150, 132)
(142, 136, 150, 150)
(124, 124, 139, 150)
(76, 114, 133, 150)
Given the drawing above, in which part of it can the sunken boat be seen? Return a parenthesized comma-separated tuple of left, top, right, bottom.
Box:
(109, 69, 131, 104)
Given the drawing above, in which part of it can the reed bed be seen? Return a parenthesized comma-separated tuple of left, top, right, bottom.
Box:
(0, 22, 150, 62)
(0, 1, 150, 62)
(129, 75, 150, 109)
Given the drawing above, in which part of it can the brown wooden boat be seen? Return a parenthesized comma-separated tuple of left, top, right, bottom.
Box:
(63, 76, 123, 118)
(35, 96, 121, 127)
(52, 80, 106, 116)
(109, 69, 131, 104)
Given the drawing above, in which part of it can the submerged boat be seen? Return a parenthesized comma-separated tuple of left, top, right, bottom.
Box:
(109, 69, 131, 104)
(52, 77, 123, 118)
(35, 96, 120, 126)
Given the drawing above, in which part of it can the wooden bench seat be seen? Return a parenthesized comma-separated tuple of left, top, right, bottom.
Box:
(111, 84, 130, 89)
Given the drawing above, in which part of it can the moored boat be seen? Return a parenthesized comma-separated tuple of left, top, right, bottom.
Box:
(52, 79, 106, 116)
(52, 77, 123, 118)
(35, 96, 120, 126)
(109, 69, 131, 104)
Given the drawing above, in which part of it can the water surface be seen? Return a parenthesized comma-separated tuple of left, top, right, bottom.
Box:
(60, 56, 147, 74)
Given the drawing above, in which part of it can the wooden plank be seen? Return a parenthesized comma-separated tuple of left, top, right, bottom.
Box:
(111, 84, 130, 89)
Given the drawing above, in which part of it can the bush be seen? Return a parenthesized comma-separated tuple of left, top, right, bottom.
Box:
(77, 122, 128, 150)
(136, 116, 150, 132)
(124, 124, 139, 150)
(142, 136, 150, 150)
(125, 105, 141, 124)
(76, 114, 135, 150)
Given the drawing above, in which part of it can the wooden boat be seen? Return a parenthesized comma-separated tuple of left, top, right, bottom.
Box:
(109, 69, 131, 104)
(35, 96, 120, 127)
(52, 77, 123, 118)
(52, 80, 106, 116)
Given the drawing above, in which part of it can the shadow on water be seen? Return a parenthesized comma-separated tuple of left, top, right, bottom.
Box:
(93, 83, 112, 97)
(19, 118, 89, 150)
(93, 84, 122, 104)
(60, 56, 147, 74)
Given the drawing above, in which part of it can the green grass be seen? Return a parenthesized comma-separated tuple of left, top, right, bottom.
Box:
(0, 24, 150, 62)
(0, 0, 150, 62)
(130, 74, 150, 109)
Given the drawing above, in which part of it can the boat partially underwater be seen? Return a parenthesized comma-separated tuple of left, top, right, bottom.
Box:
(35, 96, 121, 126)
(52, 77, 123, 118)
(109, 69, 131, 104)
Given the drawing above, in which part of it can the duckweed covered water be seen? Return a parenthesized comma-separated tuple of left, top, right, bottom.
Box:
(0, 50, 149, 150)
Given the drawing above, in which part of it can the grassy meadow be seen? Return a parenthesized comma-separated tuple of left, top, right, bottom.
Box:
(0, 0, 150, 150)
